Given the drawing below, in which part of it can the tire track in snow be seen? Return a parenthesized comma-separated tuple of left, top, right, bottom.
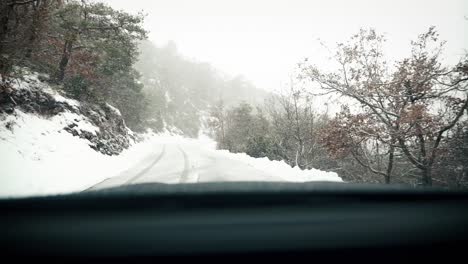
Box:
(178, 146, 190, 183)
(124, 145, 166, 185)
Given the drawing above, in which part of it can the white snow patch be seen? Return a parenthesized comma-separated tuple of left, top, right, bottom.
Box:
(106, 103, 121, 116)
(165, 90, 172, 103)
(53, 93, 80, 108)
(12, 71, 49, 91)
(58, 111, 100, 135)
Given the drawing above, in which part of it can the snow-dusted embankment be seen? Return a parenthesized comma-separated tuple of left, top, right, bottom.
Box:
(148, 134, 342, 183)
(215, 150, 342, 183)
(0, 110, 162, 198)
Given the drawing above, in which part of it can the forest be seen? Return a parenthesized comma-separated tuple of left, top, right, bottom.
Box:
(1, 0, 467, 188)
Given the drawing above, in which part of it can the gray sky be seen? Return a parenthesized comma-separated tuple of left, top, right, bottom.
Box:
(101, 0, 467, 92)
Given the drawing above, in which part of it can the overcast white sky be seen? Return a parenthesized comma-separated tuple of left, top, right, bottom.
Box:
(101, 0, 467, 92)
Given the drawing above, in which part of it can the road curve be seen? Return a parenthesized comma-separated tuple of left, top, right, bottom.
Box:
(87, 142, 286, 191)
(178, 146, 190, 183)
(125, 145, 166, 185)
(84, 145, 166, 191)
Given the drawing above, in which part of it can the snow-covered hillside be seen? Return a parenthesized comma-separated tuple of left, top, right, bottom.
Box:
(0, 110, 162, 197)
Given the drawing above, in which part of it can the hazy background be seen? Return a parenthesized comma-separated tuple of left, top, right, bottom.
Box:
(100, 0, 467, 92)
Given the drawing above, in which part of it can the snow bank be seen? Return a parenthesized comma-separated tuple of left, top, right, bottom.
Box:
(214, 150, 342, 182)
(0, 110, 161, 198)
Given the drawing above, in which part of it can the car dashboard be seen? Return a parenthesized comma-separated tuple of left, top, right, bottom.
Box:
(1, 182, 468, 261)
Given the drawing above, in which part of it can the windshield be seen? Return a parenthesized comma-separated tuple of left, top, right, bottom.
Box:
(0, 0, 467, 198)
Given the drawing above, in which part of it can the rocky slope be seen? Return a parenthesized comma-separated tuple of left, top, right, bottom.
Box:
(0, 71, 136, 155)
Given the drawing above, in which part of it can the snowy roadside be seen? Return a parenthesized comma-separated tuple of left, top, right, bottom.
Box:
(145, 133, 342, 183)
(0, 111, 340, 198)
(0, 110, 162, 198)
(214, 149, 342, 183)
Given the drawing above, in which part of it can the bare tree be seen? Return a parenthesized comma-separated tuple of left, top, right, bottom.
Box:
(300, 27, 468, 186)
(265, 79, 329, 169)
(321, 105, 396, 183)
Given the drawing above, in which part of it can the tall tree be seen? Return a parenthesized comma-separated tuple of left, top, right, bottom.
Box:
(0, 0, 59, 80)
(49, 0, 146, 83)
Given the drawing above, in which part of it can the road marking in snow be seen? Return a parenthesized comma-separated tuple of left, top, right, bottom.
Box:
(178, 146, 190, 183)
(125, 145, 166, 185)
(83, 145, 167, 191)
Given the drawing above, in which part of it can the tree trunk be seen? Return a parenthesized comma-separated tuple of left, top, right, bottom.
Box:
(0, 1, 13, 45)
(385, 139, 396, 184)
(421, 166, 433, 186)
(295, 139, 304, 168)
(24, 29, 37, 59)
(220, 120, 225, 148)
(24, 21, 38, 59)
(0, 4, 13, 76)
(25, 0, 41, 58)
(0, 13, 9, 53)
(385, 147, 394, 184)
(55, 39, 73, 82)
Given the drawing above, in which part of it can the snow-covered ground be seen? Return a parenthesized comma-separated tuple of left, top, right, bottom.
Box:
(0, 109, 161, 198)
(0, 110, 341, 198)
(146, 133, 342, 183)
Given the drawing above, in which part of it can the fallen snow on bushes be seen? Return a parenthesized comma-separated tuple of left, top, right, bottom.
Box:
(14, 70, 80, 108)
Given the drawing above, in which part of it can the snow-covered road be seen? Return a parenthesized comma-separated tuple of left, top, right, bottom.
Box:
(88, 141, 286, 191)
(0, 111, 341, 198)
(0, 73, 341, 198)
